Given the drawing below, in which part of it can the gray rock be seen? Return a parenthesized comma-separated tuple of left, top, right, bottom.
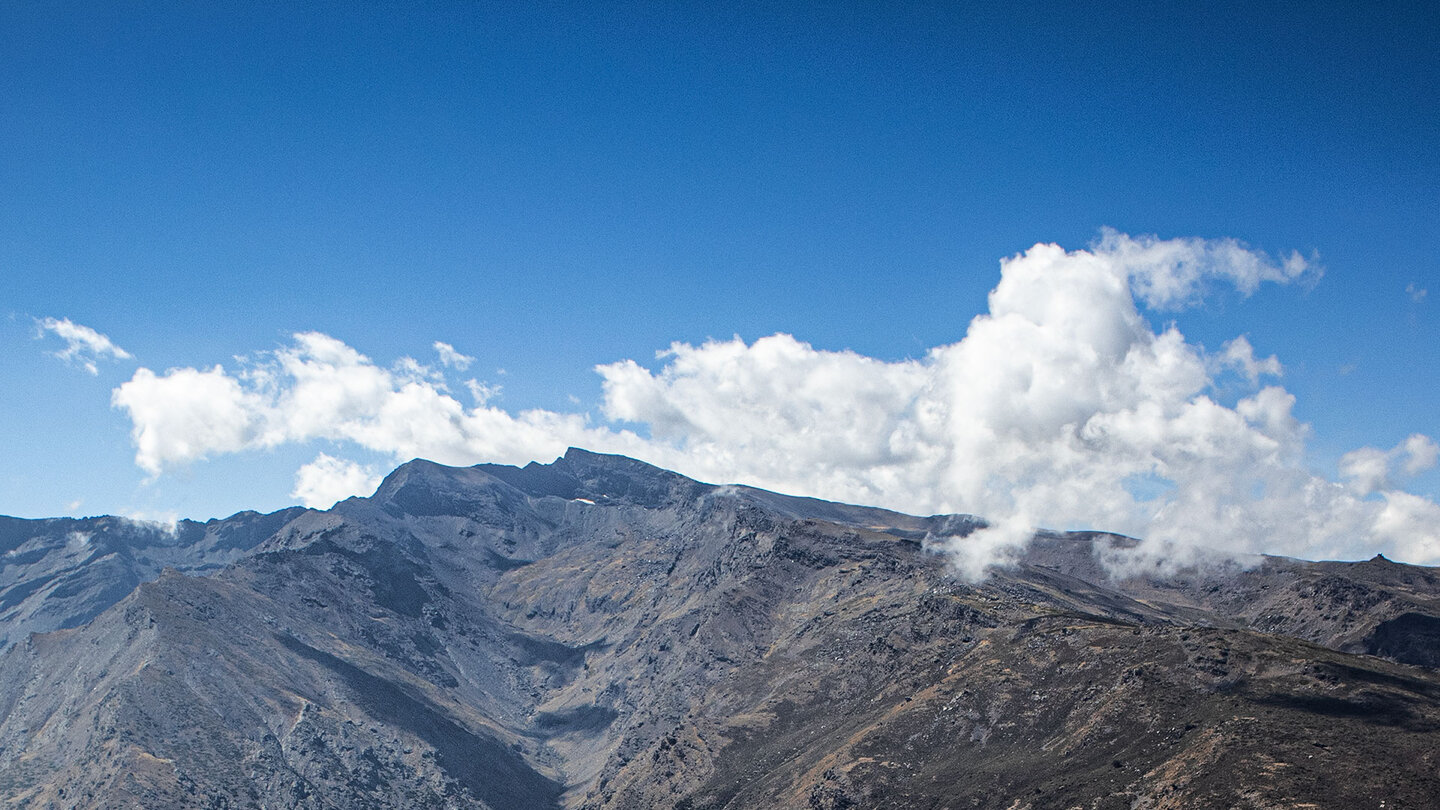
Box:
(1, 449, 1438, 808)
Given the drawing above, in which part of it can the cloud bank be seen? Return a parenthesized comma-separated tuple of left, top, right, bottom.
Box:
(108, 232, 1440, 574)
(35, 317, 132, 374)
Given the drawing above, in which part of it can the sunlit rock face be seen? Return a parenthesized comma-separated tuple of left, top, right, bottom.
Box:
(1, 449, 1439, 808)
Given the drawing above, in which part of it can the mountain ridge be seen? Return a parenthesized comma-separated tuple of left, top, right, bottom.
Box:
(1, 450, 1439, 807)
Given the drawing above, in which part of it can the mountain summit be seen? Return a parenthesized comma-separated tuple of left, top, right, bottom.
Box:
(1, 451, 1438, 808)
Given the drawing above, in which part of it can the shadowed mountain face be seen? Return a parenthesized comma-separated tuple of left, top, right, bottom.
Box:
(2, 449, 1439, 808)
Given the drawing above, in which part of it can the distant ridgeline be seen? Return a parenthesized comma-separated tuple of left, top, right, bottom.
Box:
(0, 509, 303, 648)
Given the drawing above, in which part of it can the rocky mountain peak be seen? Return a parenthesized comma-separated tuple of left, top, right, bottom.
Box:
(2, 452, 1440, 808)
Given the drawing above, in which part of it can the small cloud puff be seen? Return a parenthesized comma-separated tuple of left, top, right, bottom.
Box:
(1215, 336, 1282, 384)
(35, 317, 132, 374)
(1407, 283, 1428, 303)
(434, 341, 475, 370)
(117, 510, 181, 534)
(1341, 434, 1440, 496)
(465, 379, 501, 405)
(291, 453, 384, 509)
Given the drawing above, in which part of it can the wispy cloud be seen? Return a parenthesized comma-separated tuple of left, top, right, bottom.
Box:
(465, 379, 501, 405)
(117, 510, 180, 534)
(35, 317, 132, 374)
(1407, 282, 1428, 303)
(107, 232, 1440, 574)
(1096, 228, 1318, 310)
(433, 341, 474, 370)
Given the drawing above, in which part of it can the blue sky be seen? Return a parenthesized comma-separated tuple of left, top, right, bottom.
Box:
(3, 3, 1437, 565)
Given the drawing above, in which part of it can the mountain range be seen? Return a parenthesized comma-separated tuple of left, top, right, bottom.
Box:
(1, 449, 1438, 808)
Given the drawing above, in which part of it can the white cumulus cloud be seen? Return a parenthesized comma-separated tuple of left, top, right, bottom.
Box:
(111, 331, 650, 476)
(291, 453, 385, 509)
(593, 235, 1369, 575)
(107, 232, 1440, 574)
(35, 317, 132, 374)
(1215, 335, 1283, 384)
(112, 365, 265, 475)
(1340, 434, 1440, 496)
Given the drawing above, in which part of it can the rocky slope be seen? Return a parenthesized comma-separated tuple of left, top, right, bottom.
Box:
(1, 449, 1438, 808)
(0, 508, 305, 649)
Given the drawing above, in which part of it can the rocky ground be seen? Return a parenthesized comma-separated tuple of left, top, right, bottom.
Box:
(0, 449, 1437, 808)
